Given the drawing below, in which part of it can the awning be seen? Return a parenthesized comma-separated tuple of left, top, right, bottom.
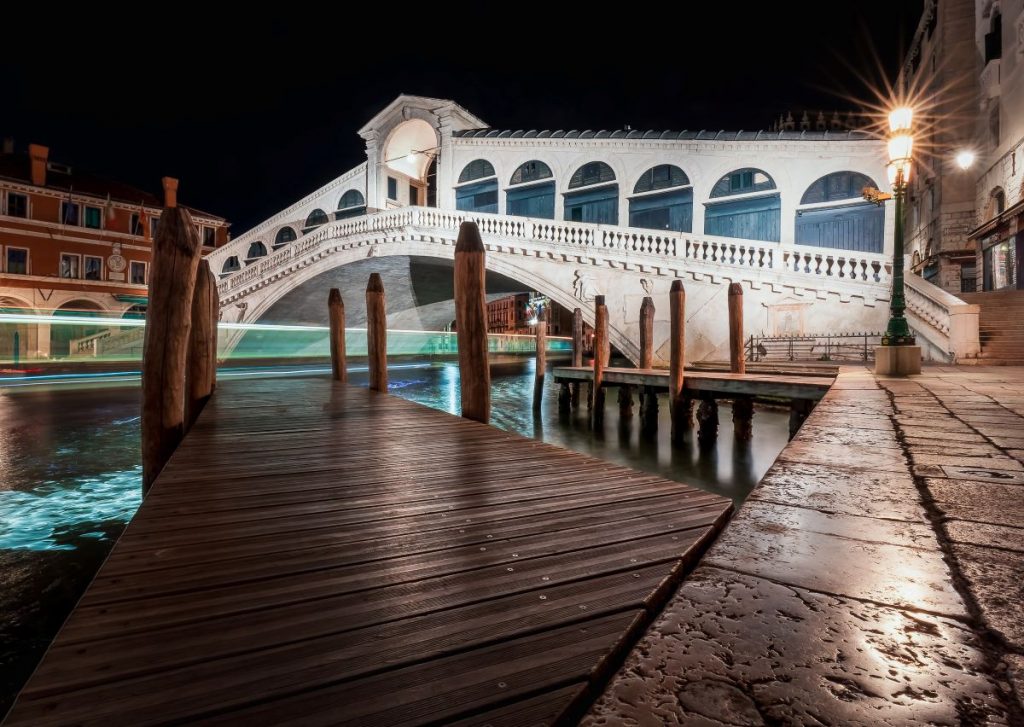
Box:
(114, 294, 149, 305)
(968, 197, 1024, 240)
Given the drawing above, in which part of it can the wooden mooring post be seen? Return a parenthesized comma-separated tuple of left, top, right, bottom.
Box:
(141, 200, 202, 495)
(592, 295, 608, 426)
(728, 282, 754, 441)
(454, 221, 490, 424)
(533, 307, 546, 413)
(328, 288, 347, 382)
(186, 258, 218, 430)
(366, 273, 387, 392)
(638, 296, 657, 430)
(570, 307, 583, 408)
(697, 396, 719, 449)
(669, 281, 686, 445)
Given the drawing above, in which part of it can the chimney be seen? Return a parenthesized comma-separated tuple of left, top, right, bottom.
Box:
(162, 176, 178, 208)
(2, 138, 13, 155)
(29, 144, 49, 186)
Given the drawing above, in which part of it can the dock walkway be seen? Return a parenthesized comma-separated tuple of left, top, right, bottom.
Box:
(553, 366, 832, 400)
(5, 377, 730, 726)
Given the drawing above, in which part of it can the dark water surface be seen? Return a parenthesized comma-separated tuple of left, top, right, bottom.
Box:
(0, 361, 789, 715)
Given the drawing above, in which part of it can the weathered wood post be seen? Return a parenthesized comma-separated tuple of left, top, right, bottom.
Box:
(728, 282, 745, 374)
(186, 258, 218, 430)
(571, 306, 583, 407)
(366, 273, 387, 392)
(638, 296, 656, 427)
(141, 204, 202, 494)
(533, 307, 546, 413)
(618, 384, 634, 419)
(592, 295, 608, 426)
(669, 280, 686, 446)
(727, 282, 753, 439)
(328, 288, 347, 382)
(697, 396, 719, 449)
(454, 221, 490, 423)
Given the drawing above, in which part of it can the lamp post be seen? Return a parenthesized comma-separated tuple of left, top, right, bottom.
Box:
(882, 106, 916, 347)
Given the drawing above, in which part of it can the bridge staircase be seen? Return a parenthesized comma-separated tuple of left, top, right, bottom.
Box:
(959, 290, 1024, 364)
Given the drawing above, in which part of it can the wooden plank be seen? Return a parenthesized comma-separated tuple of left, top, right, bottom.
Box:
(5, 378, 731, 726)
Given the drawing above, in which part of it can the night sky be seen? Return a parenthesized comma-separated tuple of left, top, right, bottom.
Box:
(5, 3, 923, 232)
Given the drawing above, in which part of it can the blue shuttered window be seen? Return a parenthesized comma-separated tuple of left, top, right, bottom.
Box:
(795, 202, 884, 253)
(705, 195, 781, 242)
(456, 179, 499, 213)
(507, 182, 555, 219)
(629, 189, 693, 232)
(565, 184, 619, 225)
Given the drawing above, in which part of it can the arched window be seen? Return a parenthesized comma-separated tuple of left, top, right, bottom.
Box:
(246, 241, 268, 260)
(336, 190, 366, 220)
(274, 226, 296, 248)
(221, 256, 240, 275)
(705, 168, 780, 242)
(458, 159, 496, 184)
(796, 172, 883, 252)
(629, 165, 692, 232)
(456, 159, 498, 213)
(303, 208, 328, 234)
(565, 162, 618, 225)
(993, 188, 1006, 215)
(507, 161, 555, 219)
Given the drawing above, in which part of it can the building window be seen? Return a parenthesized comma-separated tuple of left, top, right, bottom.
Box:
(202, 226, 216, 247)
(510, 160, 552, 186)
(633, 165, 689, 194)
(409, 183, 419, 206)
(456, 161, 499, 214)
(130, 260, 147, 285)
(150, 216, 160, 239)
(303, 209, 328, 233)
(507, 161, 555, 220)
(993, 188, 1006, 215)
(985, 12, 1002, 63)
(5, 247, 28, 274)
(61, 200, 79, 225)
(568, 162, 615, 190)
(84, 255, 103, 281)
(387, 177, 398, 201)
(246, 241, 268, 260)
(706, 168, 780, 242)
(130, 213, 143, 236)
(221, 256, 241, 275)
(565, 162, 618, 225)
(84, 205, 103, 229)
(458, 160, 496, 184)
(336, 190, 366, 220)
(274, 226, 296, 247)
(60, 253, 81, 278)
(6, 192, 28, 218)
(794, 171, 883, 252)
(629, 165, 692, 232)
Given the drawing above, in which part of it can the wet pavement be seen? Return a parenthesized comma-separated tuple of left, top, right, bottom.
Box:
(586, 366, 1024, 725)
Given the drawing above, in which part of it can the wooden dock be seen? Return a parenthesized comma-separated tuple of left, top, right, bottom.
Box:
(5, 376, 731, 726)
(553, 366, 833, 400)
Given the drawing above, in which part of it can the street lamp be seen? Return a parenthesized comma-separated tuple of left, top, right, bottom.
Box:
(881, 106, 916, 347)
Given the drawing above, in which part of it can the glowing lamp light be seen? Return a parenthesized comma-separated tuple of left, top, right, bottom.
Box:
(405, 152, 417, 164)
(888, 107, 913, 133)
(528, 317, 539, 326)
(888, 134, 913, 163)
(955, 150, 976, 170)
(887, 160, 912, 186)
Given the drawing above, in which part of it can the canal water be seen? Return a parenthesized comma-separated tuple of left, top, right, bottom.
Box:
(0, 361, 789, 714)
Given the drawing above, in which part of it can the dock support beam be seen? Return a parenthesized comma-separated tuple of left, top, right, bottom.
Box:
(186, 259, 218, 431)
(618, 384, 634, 419)
(533, 308, 546, 414)
(454, 221, 490, 423)
(366, 273, 387, 393)
(732, 396, 754, 441)
(142, 205, 201, 495)
(669, 280, 686, 446)
(592, 295, 608, 427)
(789, 399, 814, 439)
(728, 282, 745, 374)
(328, 288, 347, 383)
(697, 396, 719, 449)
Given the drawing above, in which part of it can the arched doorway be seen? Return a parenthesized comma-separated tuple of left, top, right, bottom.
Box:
(382, 118, 439, 208)
(0, 296, 33, 364)
(50, 300, 106, 358)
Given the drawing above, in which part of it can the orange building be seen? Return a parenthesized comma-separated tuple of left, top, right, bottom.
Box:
(0, 142, 229, 359)
(486, 293, 574, 336)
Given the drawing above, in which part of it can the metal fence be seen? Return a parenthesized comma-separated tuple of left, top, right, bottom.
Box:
(746, 332, 884, 362)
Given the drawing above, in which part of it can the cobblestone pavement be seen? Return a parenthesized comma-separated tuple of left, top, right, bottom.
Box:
(585, 366, 1024, 726)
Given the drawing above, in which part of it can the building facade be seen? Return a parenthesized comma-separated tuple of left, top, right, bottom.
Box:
(0, 142, 229, 359)
(969, 0, 1024, 290)
(486, 294, 574, 336)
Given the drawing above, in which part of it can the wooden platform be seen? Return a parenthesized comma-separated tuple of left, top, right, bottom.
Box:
(553, 366, 833, 400)
(5, 377, 731, 726)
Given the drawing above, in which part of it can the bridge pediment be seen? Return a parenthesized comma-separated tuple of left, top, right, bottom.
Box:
(357, 95, 488, 140)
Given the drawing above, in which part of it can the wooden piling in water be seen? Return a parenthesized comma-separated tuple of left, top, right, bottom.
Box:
(571, 307, 583, 408)
(639, 296, 654, 369)
(186, 258, 218, 430)
(454, 221, 490, 423)
(592, 295, 608, 425)
(366, 273, 387, 393)
(733, 396, 754, 441)
(618, 384, 634, 419)
(533, 307, 546, 413)
(669, 280, 686, 446)
(697, 397, 719, 448)
(328, 288, 347, 382)
(728, 282, 745, 375)
(141, 205, 202, 494)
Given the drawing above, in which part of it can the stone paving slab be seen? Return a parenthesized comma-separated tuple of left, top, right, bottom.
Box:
(586, 366, 1024, 725)
(584, 568, 1008, 727)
